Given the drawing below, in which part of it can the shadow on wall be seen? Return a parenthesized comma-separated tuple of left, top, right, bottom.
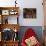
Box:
(18, 26, 44, 44)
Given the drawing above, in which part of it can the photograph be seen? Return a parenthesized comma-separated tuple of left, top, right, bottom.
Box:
(18, 26, 44, 46)
(23, 8, 36, 18)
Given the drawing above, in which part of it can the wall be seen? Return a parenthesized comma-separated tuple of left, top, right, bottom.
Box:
(0, 0, 44, 26)
(18, 0, 44, 26)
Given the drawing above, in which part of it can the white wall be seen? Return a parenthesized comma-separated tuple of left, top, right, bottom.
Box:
(0, 0, 44, 26)
(18, 0, 44, 26)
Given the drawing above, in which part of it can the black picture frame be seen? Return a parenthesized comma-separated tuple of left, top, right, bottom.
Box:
(23, 8, 36, 18)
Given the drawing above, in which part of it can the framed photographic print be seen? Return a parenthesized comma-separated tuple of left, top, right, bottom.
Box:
(2, 10, 9, 15)
(23, 8, 36, 18)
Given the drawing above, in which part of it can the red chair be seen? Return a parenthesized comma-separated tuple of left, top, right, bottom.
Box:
(21, 28, 41, 46)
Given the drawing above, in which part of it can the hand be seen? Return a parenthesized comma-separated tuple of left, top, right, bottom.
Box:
(25, 36, 38, 46)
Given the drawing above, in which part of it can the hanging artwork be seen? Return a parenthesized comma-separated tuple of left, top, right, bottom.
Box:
(2, 10, 9, 15)
(23, 8, 36, 18)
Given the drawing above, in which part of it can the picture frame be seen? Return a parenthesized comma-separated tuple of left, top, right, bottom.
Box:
(2, 10, 9, 15)
(23, 8, 36, 18)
